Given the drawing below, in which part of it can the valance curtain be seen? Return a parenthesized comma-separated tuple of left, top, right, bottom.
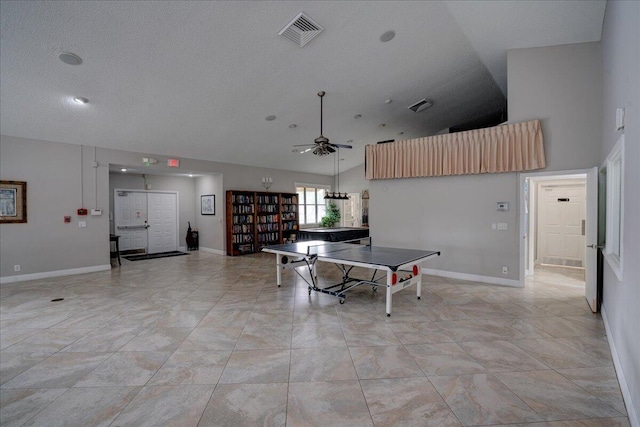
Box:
(365, 119, 545, 180)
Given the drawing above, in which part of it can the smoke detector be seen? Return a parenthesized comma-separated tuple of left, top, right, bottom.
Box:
(408, 99, 433, 113)
(279, 12, 323, 47)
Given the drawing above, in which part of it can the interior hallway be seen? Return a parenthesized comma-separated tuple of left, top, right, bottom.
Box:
(0, 251, 629, 426)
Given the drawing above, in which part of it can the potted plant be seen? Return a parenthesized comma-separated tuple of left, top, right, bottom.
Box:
(319, 201, 340, 228)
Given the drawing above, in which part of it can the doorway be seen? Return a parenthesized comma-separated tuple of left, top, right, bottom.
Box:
(114, 189, 178, 254)
(341, 192, 361, 227)
(519, 168, 599, 312)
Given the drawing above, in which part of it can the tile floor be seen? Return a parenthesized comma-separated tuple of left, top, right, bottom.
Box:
(0, 253, 630, 427)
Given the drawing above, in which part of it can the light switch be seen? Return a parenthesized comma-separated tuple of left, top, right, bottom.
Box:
(78, 221, 86, 228)
(491, 223, 497, 230)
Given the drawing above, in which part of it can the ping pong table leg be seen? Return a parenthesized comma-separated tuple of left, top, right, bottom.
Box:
(276, 254, 282, 287)
(416, 265, 422, 300)
(386, 274, 393, 317)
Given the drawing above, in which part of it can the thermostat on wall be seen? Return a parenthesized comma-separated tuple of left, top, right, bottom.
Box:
(497, 202, 509, 211)
(91, 209, 102, 216)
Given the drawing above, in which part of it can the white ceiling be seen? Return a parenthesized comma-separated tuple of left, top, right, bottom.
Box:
(0, 1, 605, 176)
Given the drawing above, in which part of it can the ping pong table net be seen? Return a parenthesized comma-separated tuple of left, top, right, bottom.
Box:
(305, 237, 371, 256)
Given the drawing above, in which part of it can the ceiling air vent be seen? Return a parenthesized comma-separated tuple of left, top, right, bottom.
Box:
(408, 99, 433, 113)
(279, 12, 323, 47)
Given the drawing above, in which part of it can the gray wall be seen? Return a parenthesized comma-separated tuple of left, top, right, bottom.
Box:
(194, 174, 224, 252)
(368, 41, 602, 282)
(0, 138, 110, 277)
(507, 42, 602, 171)
(600, 0, 640, 421)
(0, 135, 332, 280)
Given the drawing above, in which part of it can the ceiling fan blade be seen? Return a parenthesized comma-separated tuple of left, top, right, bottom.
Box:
(327, 146, 336, 153)
(293, 144, 315, 147)
(331, 143, 353, 149)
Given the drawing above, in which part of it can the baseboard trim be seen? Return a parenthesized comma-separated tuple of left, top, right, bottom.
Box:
(422, 268, 523, 288)
(198, 247, 225, 256)
(0, 264, 112, 285)
(601, 305, 639, 427)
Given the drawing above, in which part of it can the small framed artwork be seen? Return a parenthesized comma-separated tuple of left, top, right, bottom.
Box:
(0, 180, 27, 223)
(201, 194, 215, 215)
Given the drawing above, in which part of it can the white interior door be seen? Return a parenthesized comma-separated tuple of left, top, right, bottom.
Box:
(114, 191, 148, 251)
(147, 192, 177, 254)
(537, 182, 586, 267)
(585, 167, 598, 312)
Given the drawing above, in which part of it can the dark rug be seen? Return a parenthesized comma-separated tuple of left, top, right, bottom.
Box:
(123, 251, 189, 261)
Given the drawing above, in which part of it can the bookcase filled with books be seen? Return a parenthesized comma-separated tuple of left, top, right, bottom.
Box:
(226, 191, 255, 256)
(280, 193, 298, 243)
(225, 190, 299, 256)
(256, 193, 280, 251)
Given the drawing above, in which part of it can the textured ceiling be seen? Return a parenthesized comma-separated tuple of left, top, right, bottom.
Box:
(0, 1, 605, 175)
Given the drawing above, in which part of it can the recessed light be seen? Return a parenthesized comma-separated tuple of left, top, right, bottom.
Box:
(121, 168, 127, 172)
(59, 52, 82, 65)
(289, 124, 297, 129)
(354, 114, 362, 119)
(384, 99, 392, 104)
(380, 30, 395, 43)
(73, 96, 89, 104)
(265, 115, 276, 121)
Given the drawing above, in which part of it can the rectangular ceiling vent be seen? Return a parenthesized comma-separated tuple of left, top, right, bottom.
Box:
(408, 99, 433, 113)
(279, 12, 323, 47)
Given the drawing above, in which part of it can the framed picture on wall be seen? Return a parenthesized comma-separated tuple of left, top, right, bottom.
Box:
(0, 180, 27, 223)
(201, 194, 215, 215)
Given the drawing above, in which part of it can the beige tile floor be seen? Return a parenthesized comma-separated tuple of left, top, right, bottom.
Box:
(0, 253, 630, 427)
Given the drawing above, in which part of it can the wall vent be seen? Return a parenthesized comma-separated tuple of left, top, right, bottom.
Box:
(279, 12, 323, 47)
(408, 99, 433, 113)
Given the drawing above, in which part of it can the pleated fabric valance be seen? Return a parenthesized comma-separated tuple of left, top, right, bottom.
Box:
(365, 119, 545, 180)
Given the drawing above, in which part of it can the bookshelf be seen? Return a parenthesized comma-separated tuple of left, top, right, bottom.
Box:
(226, 190, 299, 256)
(226, 191, 255, 256)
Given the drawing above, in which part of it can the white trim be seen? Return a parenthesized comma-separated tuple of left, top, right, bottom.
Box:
(602, 305, 639, 427)
(0, 265, 112, 285)
(603, 134, 625, 281)
(199, 246, 225, 256)
(518, 169, 591, 287)
(421, 268, 522, 288)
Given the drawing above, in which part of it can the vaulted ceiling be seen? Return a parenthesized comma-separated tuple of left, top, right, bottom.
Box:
(0, 1, 606, 175)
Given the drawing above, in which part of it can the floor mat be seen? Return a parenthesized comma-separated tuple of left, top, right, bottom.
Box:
(123, 251, 189, 261)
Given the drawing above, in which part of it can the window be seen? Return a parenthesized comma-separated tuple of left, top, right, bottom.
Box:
(296, 185, 328, 225)
(604, 134, 624, 280)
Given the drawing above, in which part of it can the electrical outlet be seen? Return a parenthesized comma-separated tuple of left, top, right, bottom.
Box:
(502, 266, 508, 274)
(497, 223, 508, 230)
(14, 264, 21, 272)
(78, 221, 86, 228)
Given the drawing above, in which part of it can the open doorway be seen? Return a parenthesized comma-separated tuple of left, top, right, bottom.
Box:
(519, 168, 599, 312)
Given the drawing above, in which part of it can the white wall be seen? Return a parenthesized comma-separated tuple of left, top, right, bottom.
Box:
(600, 1, 640, 423)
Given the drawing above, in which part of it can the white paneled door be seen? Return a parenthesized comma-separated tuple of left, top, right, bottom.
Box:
(114, 191, 148, 251)
(538, 182, 586, 267)
(114, 190, 178, 254)
(147, 192, 177, 254)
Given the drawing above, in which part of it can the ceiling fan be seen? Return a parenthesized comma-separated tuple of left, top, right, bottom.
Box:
(293, 91, 353, 156)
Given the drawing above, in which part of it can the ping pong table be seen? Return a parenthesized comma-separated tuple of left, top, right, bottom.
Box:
(262, 239, 440, 316)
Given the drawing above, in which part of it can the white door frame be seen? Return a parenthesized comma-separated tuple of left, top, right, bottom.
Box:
(518, 169, 597, 286)
(114, 188, 179, 254)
